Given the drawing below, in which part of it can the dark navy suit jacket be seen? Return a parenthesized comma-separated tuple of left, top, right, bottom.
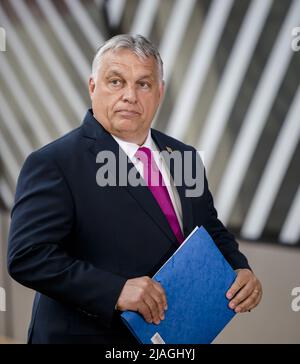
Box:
(8, 110, 250, 344)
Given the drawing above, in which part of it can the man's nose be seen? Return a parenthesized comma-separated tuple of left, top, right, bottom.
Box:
(122, 85, 137, 104)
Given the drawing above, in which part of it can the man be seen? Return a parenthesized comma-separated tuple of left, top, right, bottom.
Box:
(8, 35, 262, 344)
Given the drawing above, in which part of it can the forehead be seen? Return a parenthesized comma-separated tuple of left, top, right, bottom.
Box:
(99, 49, 158, 77)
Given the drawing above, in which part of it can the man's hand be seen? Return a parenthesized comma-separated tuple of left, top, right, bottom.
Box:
(226, 269, 262, 313)
(116, 277, 167, 325)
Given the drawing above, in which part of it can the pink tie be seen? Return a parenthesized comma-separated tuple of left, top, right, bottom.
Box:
(135, 147, 184, 244)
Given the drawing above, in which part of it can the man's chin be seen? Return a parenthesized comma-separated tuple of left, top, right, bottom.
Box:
(113, 126, 147, 144)
(115, 119, 141, 133)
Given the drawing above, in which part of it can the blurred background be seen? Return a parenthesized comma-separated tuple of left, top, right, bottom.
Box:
(0, 0, 299, 343)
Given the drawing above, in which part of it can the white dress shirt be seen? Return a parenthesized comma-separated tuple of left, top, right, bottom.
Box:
(112, 131, 183, 233)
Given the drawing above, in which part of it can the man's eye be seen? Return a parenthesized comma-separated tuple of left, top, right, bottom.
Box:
(139, 82, 150, 89)
(110, 79, 122, 86)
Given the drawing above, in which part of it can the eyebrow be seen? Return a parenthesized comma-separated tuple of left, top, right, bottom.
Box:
(138, 75, 154, 81)
(105, 70, 123, 79)
(105, 70, 154, 81)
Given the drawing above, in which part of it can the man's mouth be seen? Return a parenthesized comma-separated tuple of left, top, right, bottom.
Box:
(116, 109, 140, 117)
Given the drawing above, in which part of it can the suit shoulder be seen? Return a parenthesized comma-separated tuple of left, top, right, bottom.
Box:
(27, 126, 82, 163)
(151, 128, 195, 152)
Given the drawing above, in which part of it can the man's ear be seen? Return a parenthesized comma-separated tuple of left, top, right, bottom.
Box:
(89, 76, 95, 98)
(159, 80, 165, 101)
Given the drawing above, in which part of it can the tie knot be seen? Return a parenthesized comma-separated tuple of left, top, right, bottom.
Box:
(135, 146, 152, 162)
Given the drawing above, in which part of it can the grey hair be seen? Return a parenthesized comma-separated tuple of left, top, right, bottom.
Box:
(91, 34, 164, 81)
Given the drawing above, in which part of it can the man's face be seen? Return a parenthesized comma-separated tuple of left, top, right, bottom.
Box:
(89, 49, 164, 145)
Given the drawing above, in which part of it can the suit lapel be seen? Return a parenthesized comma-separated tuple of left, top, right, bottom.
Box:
(81, 111, 178, 246)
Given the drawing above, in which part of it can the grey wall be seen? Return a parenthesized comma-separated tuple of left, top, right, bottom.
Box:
(214, 241, 300, 344)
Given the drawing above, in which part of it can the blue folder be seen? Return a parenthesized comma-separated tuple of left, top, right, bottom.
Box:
(121, 226, 237, 344)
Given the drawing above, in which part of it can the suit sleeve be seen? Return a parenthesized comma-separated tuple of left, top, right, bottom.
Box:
(7, 150, 127, 327)
(202, 172, 251, 270)
(192, 149, 251, 270)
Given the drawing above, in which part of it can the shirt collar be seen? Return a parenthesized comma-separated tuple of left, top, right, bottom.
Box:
(112, 130, 157, 160)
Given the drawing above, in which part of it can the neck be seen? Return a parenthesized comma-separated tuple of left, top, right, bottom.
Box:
(111, 132, 149, 146)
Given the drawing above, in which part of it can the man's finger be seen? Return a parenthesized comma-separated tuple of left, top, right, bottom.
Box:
(152, 281, 168, 310)
(143, 295, 161, 324)
(138, 302, 153, 324)
(226, 270, 251, 299)
(228, 282, 253, 309)
(235, 290, 262, 313)
(149, 289, 166, 321)
(143, 295, 160, 323)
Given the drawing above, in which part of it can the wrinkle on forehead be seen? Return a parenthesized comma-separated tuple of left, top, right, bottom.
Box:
(98, 49, 159, 80)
